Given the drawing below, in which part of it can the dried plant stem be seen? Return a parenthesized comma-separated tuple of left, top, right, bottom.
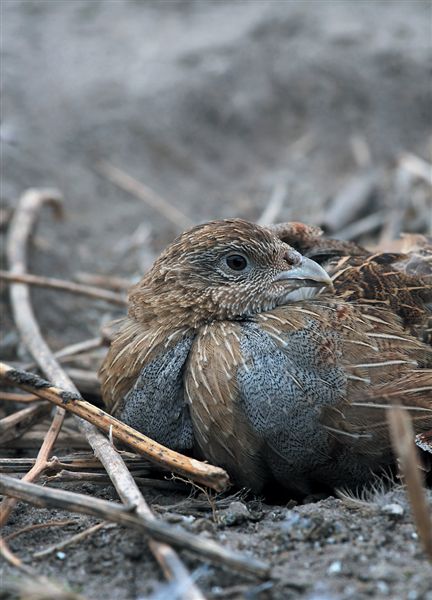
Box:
(22, 337, 104, 372)
(97, 160, 193, 229)
(74, 271, 133, 291)
(3, 188, 207, 599)
(0, 474, 270, 578)
(0, 362, 229, 491)
(0, 391, 39, 402)
(0, 270, 126, 306)
(388, 406, 432, 560)
(0, 402, 50, 444)
(1, 190, 67, 527)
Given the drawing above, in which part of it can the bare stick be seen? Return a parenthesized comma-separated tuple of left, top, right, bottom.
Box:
(0, 452, 150, 473)
(388, 406, 432, 560)
(0, 474, 270, 578)
(97, 160, 193, 229)
(74, 271, 133, 291)
(0, 270, 126, 306)
(1, 190, 68, 527)
(0, 391, 39, 402)
(3, 189, 209, 599)
(0, 362, 229, 491)
(42, 470, 185, 492)
(21, 337, 104, 373)
(0, 402, 50, 444)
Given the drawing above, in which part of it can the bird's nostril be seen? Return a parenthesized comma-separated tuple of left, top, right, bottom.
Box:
(284, 250, 302, 266)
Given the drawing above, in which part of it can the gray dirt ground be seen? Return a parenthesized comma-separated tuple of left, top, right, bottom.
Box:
(1, 1, 432, 599)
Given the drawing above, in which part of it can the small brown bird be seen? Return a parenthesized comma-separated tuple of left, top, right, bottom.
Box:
(100, 219, 432, 495)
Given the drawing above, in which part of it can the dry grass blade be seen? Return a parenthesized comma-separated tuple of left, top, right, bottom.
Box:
(0, 474, 270, 578)
(0, 270, 127, 306)
(387, 406, 432, 560)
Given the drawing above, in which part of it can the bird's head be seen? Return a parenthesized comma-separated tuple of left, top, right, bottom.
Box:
(129, 219, 332, 327)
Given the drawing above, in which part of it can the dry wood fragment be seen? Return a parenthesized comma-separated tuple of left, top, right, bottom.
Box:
(0, 361, 229, 492)
(0, 474, 270, 578)
(388, 406, 432, 560)
(0, 270, 126, 306)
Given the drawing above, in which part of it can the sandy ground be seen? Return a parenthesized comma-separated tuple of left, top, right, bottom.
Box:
(1, 1, 432, 599)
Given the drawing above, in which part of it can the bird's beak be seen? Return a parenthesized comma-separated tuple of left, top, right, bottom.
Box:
(274, 256, 332, 288)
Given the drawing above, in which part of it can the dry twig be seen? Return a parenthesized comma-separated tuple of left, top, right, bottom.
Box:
(0, 474, 270, 578)
(0, 362, 229, 492)
(0, 270, 126, 306)
(388, 406, 432, 560)
(0, 402, 50, 444)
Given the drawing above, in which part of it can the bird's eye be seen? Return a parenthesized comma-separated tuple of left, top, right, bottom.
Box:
(225, 254, 248, 271)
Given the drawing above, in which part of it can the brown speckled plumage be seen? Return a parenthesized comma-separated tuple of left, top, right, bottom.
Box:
(100, 219, 432, 494)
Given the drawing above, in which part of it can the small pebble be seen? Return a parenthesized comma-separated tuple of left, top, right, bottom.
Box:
(380, 503, 404, 517)
(327, 560, 342, 575)
(56, 551, 66, 560)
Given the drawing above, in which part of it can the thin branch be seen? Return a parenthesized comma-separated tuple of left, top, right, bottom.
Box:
(0, 474, 270, 578)
(0, 391, 39, 402)
(1, 189, 67, 527)
(0, 362, 229, 492)
(0, 402, 50, 444)
(0, 270, 126, 306)
(97, 160, 193, 229)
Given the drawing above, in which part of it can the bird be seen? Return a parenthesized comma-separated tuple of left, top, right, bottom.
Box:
(99, 219, 432, 495)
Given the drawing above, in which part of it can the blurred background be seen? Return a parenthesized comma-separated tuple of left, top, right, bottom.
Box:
(1, 0, 431, 346)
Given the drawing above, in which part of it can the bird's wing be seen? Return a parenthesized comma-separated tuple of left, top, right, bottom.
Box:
(269, 222, 432, 343)
(100, 317, 195, 450)
(184, 320, 270, 491)
(186, 301, 432, 492)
